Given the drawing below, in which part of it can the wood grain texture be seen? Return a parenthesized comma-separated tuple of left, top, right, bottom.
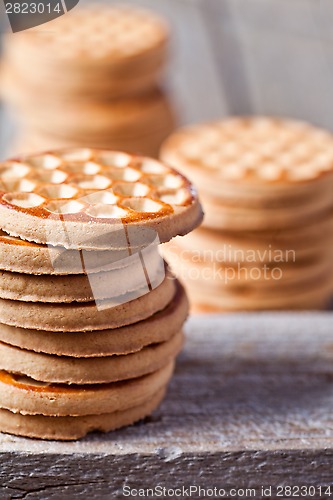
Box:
(1, 313, 333, 498)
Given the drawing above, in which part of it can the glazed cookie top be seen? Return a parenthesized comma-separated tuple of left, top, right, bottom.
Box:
(0, 149, 203, 249)
(161, 117, 333, 185)
(4, 4, 168, 63)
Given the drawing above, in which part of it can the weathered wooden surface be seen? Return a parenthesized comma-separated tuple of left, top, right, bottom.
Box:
(1, 5, 333, 493)
(1, 313, 333, 498)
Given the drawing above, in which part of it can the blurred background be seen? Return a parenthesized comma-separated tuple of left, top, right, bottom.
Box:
(1, 0, 333, 312)
(2, 0, 333, 157)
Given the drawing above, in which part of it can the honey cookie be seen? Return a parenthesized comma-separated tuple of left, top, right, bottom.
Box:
(0, 388, 165, 440)
(0, 361, 174, 417)
(0, 281, 188, 357)
(0, 149, 203, 249)
(0, 271, 177, 331)
(0, 330, 184, 385)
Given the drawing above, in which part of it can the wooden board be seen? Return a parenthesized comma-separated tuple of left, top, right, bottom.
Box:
(1, 313, 333, 498)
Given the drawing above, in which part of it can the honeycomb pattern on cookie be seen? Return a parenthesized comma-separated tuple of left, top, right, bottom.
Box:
(171, 117, 333, 183)
(0, 149, 195, 222)
(20, 5, 168, 60)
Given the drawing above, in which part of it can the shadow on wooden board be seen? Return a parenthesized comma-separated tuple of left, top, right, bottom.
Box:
(1, 314, 333, 498)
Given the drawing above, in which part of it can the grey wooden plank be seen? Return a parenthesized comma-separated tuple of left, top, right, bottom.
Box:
(1, 313, 333, 498)
(1, 450, 333, 498)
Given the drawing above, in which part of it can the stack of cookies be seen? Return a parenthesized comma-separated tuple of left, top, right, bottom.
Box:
(0, 148, 203, 440)
(1, 5, 174, 157)
(161, 117, 333, 311)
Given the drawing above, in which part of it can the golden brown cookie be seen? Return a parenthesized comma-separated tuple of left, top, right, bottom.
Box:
(12, 122, 176, 159)
(160, 117, 333, 311)
(161, 117, 333, 230)
(170, 223, 333, 264)
(0, 281, 188, 356)
(161, 117, 333, 203)
(0, 388, 165, 440)
(2, 5, 169, 100)
(0, 361, 174, 417)
(0, 271, 177, 331)
(0, 229, 139, 275)
(199, 190, 333, 231)
(186, 274, 333, 311)
(0, 330, 184, 384)
(15, 88, 174, 142)
(0, 149, 203, 249)
(0, 250, 164, 303)
(164, 241, 332, 289)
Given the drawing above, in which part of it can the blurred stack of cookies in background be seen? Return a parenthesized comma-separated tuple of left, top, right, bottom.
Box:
(161, 117, 333, 311)
(0, 148, 203, 440)
(0, 4, 175, 157)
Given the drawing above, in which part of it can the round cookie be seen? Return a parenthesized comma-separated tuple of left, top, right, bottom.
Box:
(2, 4, 169, 100)
(0, 149, 203, 249)
(0, 281, 188, 357)
(0, 361, 174, 417)
(171, 221, 333, 264)
(0, 250, 164, 302)
(0, 271, 177, 332)
(13, 122, 176, 159)
(0, 229, 161, 275)
(0, 388, 165, 440)
(161, 117, 333, 207)
(187, 273, 333, 311)
(161, 117, 333, 312)
(15, 88, 174, 142)
(164, 241, 332, 289)
(199, 190, 333, 231)
(0, 330, 184, 384)
(185, 265, 332, 297)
